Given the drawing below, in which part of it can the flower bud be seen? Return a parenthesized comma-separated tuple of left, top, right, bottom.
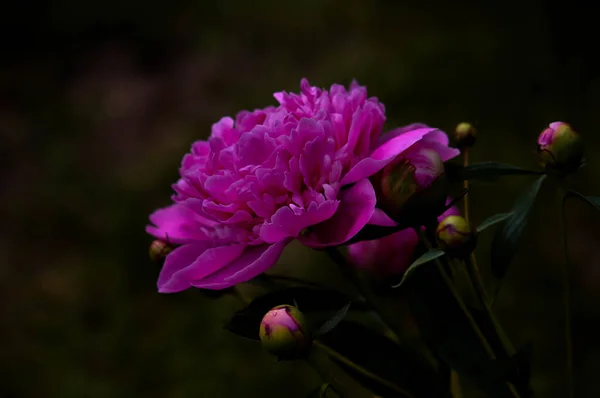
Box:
(373, 147, 448, 227)
(537, 122, 584, 174)
(436, 215, 476, 256)
(259, 305, 311, 360)
(454, 122, 477, 148)
(149, 240, 172, 263)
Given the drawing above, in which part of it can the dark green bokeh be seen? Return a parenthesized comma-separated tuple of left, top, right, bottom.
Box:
(3, 1, 600, 397)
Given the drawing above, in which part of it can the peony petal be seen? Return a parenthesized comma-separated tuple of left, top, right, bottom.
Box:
(193, 240, 290, 289)
(377, 123, 430, 145)
(348, 227, 419, 276)
(340, 127, 439, 186)
(259, 200, 339, 243)
(302, 178, 376, 247)
(146, 204, 215, 244)
(157, 242, 214, 293)
(420, 133, 460, 161)
(368, 208, 398, 227)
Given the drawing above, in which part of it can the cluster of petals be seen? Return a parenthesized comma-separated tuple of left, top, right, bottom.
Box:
(147, 78, 459, 292)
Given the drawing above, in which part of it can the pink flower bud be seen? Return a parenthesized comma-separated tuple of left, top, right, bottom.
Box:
(259, 305, 311, 359)
(537, 122, 584, 174)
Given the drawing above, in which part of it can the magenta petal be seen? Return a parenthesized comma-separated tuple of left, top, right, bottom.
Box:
(193, 240, 290, 289)
(368, 208, 398, 227)
(340, 127, 439, 186)
(259, 200, 339, 243)
(302, 179, 376, 248)
(146, 204, 215, 244)
(157, 242, 214, 293)
(378, 123, 430, 145)
(409, 137, 461, 163)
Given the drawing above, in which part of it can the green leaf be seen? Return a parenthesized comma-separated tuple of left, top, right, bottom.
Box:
(404, 259, 530, 397)
(447, 162, 544, 182)
(476, 212, 514, 233)
(391, 248, 445, 288)
(315, 303, 351, 336)
(490, 175, 546, 279)
(318, 321, 452, 398)
(224, 288, 367, 340)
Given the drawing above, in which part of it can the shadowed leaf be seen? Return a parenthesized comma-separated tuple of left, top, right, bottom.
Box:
(491, 175, 547, 279)
(476, 212, 514, 233)
(391, 248, 445, 288)
(315, 303, 351, 336)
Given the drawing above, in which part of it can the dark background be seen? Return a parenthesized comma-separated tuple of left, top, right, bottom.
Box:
(3, 1, 600, 397)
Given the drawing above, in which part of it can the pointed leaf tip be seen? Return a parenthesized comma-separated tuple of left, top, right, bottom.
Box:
(392, 248, 445, 288)
(476, 212, 515, 233)
(315, 302, 351, 336)
(491, 175, 547, 279)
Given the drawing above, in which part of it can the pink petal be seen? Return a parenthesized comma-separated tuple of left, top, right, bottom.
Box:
(340, 127, 439, 186)
(302, 178, 376, 248)
(194, 240, 290, 289)
(347, 227, 419, 275)
(377, 123, 429, 145)
(146, 204, 216, 244)
(368, 208, 398, 227)
(259, 200, 339, 243)
(158, 242, 246, 293)
(419, 133, 461, 162)
(157, 242, 214, 293)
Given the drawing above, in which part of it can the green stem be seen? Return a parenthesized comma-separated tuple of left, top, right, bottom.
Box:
(325, 247, 403, 343)
(464, 255, 516, 357)
(463, 148, 470, 224)
(415, 229, 521, 398)
(560, 192, 575, 398)
(306, 346, 379, 398)
(313, 341, 415, 398)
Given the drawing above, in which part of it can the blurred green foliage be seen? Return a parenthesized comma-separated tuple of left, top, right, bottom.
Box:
(2, 1, 600, 397)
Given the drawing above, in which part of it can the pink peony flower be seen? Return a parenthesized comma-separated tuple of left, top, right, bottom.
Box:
(347, 198, 460, 276)
(146, 79, 459, 292)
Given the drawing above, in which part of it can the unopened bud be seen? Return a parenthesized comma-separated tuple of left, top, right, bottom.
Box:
(436, 215, 476, 256)
(537, 122, 584, 174)
(149, 240, 172, 263)
(259, 305, 311, 360)
(454, 122, 477, 148)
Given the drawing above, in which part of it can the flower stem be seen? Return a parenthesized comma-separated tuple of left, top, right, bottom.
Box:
(463, 148, 470, 224)
(560, 191, 574, 398)
(325, 247, 403, 342)
(464, 255, 516, 357)
(306, 346, 380, 398)
(415, 228, 521, 398)
(313, 340, 416, 398)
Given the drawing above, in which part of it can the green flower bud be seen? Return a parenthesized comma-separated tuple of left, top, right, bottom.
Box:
(436, 215, 476, 256)
(454, 122, 477, 148)
(149, 240, 172, 263)
(537, 122, 584, 174)
(259, 305, 311, 360)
